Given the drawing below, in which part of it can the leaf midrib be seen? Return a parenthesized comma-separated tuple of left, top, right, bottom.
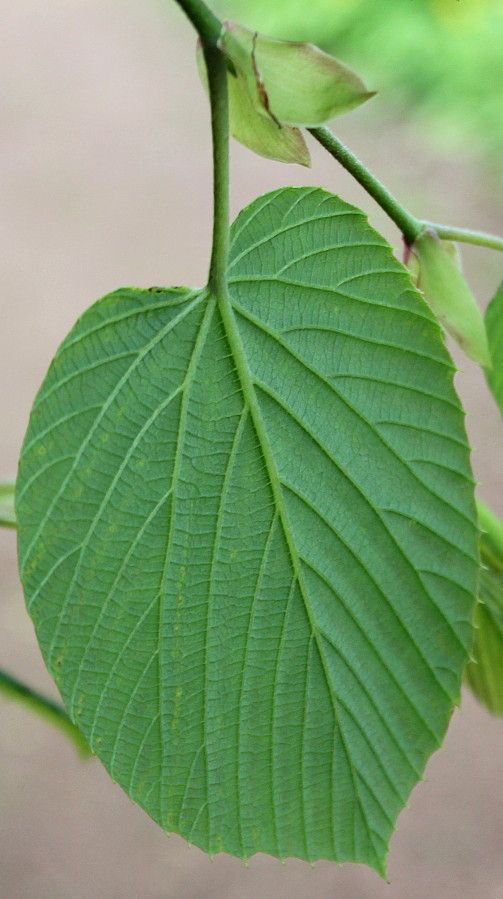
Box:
(216, 286, 376, 860)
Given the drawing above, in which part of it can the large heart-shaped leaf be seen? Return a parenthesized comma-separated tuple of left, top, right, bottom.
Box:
(16, 188, 478, 873)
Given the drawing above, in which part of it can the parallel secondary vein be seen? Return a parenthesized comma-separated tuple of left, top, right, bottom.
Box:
(20, 292, 205, 571)
(230, 280, 440, 331)
(56, 293, 197, 354)
(26, 351, 139, 418)
(46, 381, 186, 669)
(233, 303, 474, 535)
(70, 489, 173, 711)
(229, 207, 363, 271)
(203, 403, 249, 853)
(259, 383, 469, 658)
(218, 288, 372, 853)
(235, 509, 279, 856)
(156, 295, 217, 829)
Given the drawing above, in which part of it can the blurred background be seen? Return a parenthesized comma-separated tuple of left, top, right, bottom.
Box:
(1, 0, 502, 896)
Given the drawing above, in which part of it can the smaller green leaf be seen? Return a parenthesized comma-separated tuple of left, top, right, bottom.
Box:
(410, 229, 491, 366)
(219, 21, 375, 128)
(197, 41, 310, 166)
(485, 280, 503, 410)
(0, 482, 16, 528)
(465, 500, 503, 716)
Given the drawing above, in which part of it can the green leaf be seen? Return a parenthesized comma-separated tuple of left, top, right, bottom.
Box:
(219, 21, 375, 128)
(17, 188, 478, 873)
(466, 590, 503, 716)
(464, 500, 503, 716)
(465, 279, 503, 712)
(0, 482, 16, 528)
(410, 229, 491, 366)
(485, 280, 503, 411)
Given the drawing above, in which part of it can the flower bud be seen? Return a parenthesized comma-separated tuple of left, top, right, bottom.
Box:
(197, 40, 310, 166)
(219, 21, 375, 128)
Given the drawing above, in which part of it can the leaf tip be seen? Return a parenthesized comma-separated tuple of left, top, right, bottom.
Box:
(372, 852, 389, 881)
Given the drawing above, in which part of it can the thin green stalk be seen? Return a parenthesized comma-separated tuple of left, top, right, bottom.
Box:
(0, 669, 91, 755)
(310, 125, 422, 245)
(204, 43, 231, 296)
(174, 2, 503, 261)
(171, 0, 221, 45)
(173, 0, 230, 295)
(422, 223, 503, 253)
(0, 481, 16, 527)
(0, 517, 16, 529)
(311, 127, 503, 253)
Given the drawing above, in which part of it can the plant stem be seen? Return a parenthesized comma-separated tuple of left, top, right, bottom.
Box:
(172, 0, 230, 295)
(422, 223, 503, 253)
(174, 1, 503, 262)
(204, 44, 231, 296)
(0, 517, 16, 529)
(171, 0, 221, 45)
(0, 481, 16, 527)
(311, 127, 503, 253)
(310, 125, 423, 245)
(0, 669, 91, 755)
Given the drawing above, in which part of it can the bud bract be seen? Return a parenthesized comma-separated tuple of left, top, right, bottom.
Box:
(197, 41, 310, 166)
(410, 229, 491, 367)
(219, 21, 375, 129)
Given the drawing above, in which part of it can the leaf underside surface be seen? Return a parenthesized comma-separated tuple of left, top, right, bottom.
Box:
(466, 280, 503, 715)
(16, 187, 478, 873)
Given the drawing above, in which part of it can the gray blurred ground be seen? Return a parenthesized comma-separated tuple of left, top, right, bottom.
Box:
(1, 2, 502, 897)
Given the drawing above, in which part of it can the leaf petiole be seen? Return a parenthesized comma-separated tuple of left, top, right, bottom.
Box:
(173, 0, 231, 296)
(310, 127, 503, 253)
(171, 0, 221, 45)
(310, 125, 422, 244)
(422, 224, 503, 253)
(0, 668, 90, 755)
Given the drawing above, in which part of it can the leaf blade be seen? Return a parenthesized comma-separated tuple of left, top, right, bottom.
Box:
(17, 189, 479, 872)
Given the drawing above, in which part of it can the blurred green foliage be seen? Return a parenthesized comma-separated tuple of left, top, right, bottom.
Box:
(215, 0, 503, 167)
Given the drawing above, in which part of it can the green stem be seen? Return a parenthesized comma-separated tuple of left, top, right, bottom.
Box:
(171, 0, 222, 45)
(0, 481, 16, 527)
(422, 223, 503, 253)
(0, 669, 90, 755)
(0, 517, 16, 529)
(204, 44, 231, 296)
(311, 127, 503, 253)
(310, 125, 422, 245)
(172, 0, 230, 295)
(174, 2, 503, 261)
